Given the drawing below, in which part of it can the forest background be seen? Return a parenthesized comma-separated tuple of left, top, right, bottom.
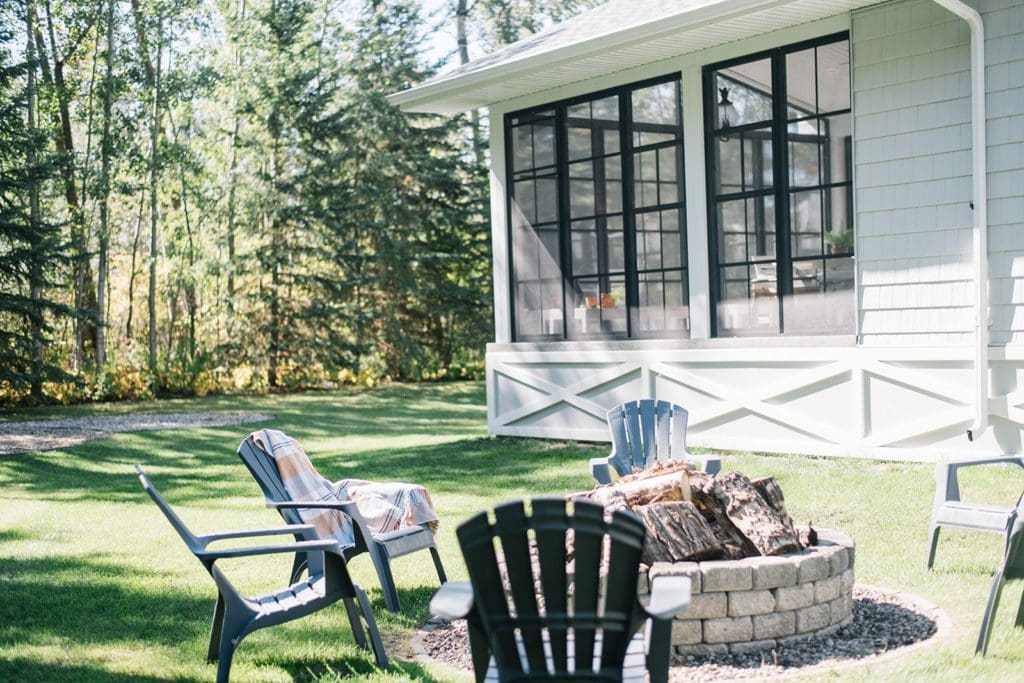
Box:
(0, 0, 599, 406)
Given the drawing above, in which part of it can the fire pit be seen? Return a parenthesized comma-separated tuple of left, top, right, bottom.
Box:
(581, 463, 855, 654)
(640, 529, 854, 654)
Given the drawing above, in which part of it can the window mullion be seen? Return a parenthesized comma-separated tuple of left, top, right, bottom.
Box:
(622, 90, 638, 339)
(771, 50, 792, 333)
(556, 105, 573, 340)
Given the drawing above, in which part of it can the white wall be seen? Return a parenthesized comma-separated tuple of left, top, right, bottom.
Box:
(853, 0, 1024, 347)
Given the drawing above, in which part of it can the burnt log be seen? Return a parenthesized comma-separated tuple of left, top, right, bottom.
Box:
(634, 501, 723, 564)
(712, 472, 801, 556)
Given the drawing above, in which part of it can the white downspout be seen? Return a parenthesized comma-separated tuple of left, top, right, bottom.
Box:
(931, 0, 988, 441)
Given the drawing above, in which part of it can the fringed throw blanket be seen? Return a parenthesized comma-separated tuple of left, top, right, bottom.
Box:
(251, 429, 439, 549)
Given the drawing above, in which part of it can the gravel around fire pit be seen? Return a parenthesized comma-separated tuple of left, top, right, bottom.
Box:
(415, 585, 943, 680)
(0, 412, 275, 455)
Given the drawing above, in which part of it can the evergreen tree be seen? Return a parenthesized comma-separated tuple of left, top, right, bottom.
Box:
(0, 3, 75, 403)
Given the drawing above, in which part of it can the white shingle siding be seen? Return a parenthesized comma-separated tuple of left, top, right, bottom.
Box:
(853, 0, 1024, 347)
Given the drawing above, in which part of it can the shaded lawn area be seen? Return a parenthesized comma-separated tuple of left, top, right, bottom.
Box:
(1, 380, 1023, 681)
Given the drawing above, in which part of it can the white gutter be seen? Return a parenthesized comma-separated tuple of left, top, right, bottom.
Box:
(931, 0, 988, 441)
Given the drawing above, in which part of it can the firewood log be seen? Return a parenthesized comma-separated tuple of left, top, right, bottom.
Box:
(712, 472, 801, 556)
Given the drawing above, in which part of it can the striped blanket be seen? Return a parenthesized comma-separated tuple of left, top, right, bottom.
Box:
(251, 429, 438, 549)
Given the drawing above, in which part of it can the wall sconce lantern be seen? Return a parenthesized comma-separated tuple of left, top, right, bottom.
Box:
(718, 86, 738, 130)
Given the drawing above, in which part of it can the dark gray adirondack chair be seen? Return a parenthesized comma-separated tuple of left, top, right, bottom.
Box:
(430, 497, 690, 683)
(590, 399, 722, 485)
(976, 500, 1024, 655)
(926, 455, 1024, 568)
(237, 435, 447, 614)
(135, 466, 388, 682)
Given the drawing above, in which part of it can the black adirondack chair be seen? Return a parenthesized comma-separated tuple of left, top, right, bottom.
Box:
(977, 499, 1024, 655)
(237, 435, 447, 613)
(135, 466, 388, 682)
(430, 497, 690, 683)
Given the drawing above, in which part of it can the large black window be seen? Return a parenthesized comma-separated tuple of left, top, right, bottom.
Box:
(705, 34, 854, 337)
(508, 75, 688, 341)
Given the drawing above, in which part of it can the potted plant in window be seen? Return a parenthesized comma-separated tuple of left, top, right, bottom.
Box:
(825, 230, 854, 255)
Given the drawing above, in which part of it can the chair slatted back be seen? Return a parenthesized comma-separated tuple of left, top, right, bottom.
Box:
(237, 436, 305, 528)
(608, 400, 689, 475)
(456, 497, 647, 680)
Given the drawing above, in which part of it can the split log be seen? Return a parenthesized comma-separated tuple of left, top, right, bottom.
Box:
(752, 476, 801, 549)
(689, 477, 759, 560)
(587, 462, 691, 508)
(712, 472, 801, 556)
(634, 501, 722, 563)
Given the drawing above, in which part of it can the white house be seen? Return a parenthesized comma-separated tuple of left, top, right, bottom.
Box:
(388, 0, 1024, 461)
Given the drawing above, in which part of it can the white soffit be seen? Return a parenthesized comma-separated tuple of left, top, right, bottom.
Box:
(388, 0, 880, 114)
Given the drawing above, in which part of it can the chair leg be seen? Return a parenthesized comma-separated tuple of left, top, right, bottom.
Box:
(645, 618, 672, 683)
(466, 618, 490, 683)
(926, 523, 941, 569)
(977, 570, 1006, 656)
(215, 615, 247, 683)
(207, 593, 225, 663)
(343, 596, 368, 650)
(354, 585, 389, 670)
(290, 551, 307, 584)
(430, 544, 447, 585)
(1014, 583, 1024, 629)
(370, 542, 401, 613)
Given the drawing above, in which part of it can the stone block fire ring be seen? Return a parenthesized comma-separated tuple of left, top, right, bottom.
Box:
(641, 529, 855, 655)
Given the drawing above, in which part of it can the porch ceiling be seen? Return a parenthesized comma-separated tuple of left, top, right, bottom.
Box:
(387, 0, 882, 114)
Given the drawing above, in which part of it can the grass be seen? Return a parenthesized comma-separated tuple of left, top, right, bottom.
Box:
(0, 380, 1022, 681)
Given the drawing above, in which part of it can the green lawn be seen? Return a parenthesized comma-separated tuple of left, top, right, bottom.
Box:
(1, 381, 1023, 681)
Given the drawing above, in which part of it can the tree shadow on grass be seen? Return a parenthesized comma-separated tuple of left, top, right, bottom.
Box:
(0, 555, 210, 650)
(0, 659, 183, 682)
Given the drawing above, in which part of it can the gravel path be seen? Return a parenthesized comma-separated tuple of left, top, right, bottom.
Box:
(416, 585, 944, 680)
(0, 412, 275, 455)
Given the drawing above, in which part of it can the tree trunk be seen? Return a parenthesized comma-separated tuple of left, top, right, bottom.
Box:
(148, 18, 163, 384)
(35, 6, 98, 369)
(224, 0, 246, 330)
(455, 0, 484, 167)
(96, 0, 115, 372)
(26, 0, 44, 399)
(126, 189, 145, 338)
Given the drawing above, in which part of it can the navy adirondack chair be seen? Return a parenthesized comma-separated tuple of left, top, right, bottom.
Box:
(237, 435, 447, 613)
(927, 455, 1024, 569)
(977, 499, 1024, 655)
(590, 399, 722, 485)
(430, 497, 690, 683)
(135, 466, 388, 682)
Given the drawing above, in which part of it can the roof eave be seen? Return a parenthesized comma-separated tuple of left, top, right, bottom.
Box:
(386, 0, 825, 114)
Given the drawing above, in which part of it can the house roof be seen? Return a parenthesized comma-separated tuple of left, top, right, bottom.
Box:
(387, 0, 879, 114)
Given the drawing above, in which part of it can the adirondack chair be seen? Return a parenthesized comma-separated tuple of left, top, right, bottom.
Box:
(976, 499, 1024, 655)
(926, 455, 1024, 569)
(135, 466, 388, 683)
(590, 399, 722, 485)
(430, 497, 690, 683)
(237, 435, 447, 614)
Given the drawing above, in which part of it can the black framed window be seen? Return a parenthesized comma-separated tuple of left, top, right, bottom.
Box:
(507, 75, 688, 341)
(705, 34, 854, 337)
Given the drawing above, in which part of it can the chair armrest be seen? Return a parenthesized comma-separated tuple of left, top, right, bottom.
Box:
(198, 524, 316, 544)
(642, 575, 691, 620)
(267, 499, 361, 516)
(946, 456, 1024, 471)
(196, 538, 339, 562)
(589, 457, 614, 485)
(430, 581, 475, 620)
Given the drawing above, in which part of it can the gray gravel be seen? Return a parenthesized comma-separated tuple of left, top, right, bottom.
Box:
(0, 412, 274, 455)
(418, 585, 939, 679)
